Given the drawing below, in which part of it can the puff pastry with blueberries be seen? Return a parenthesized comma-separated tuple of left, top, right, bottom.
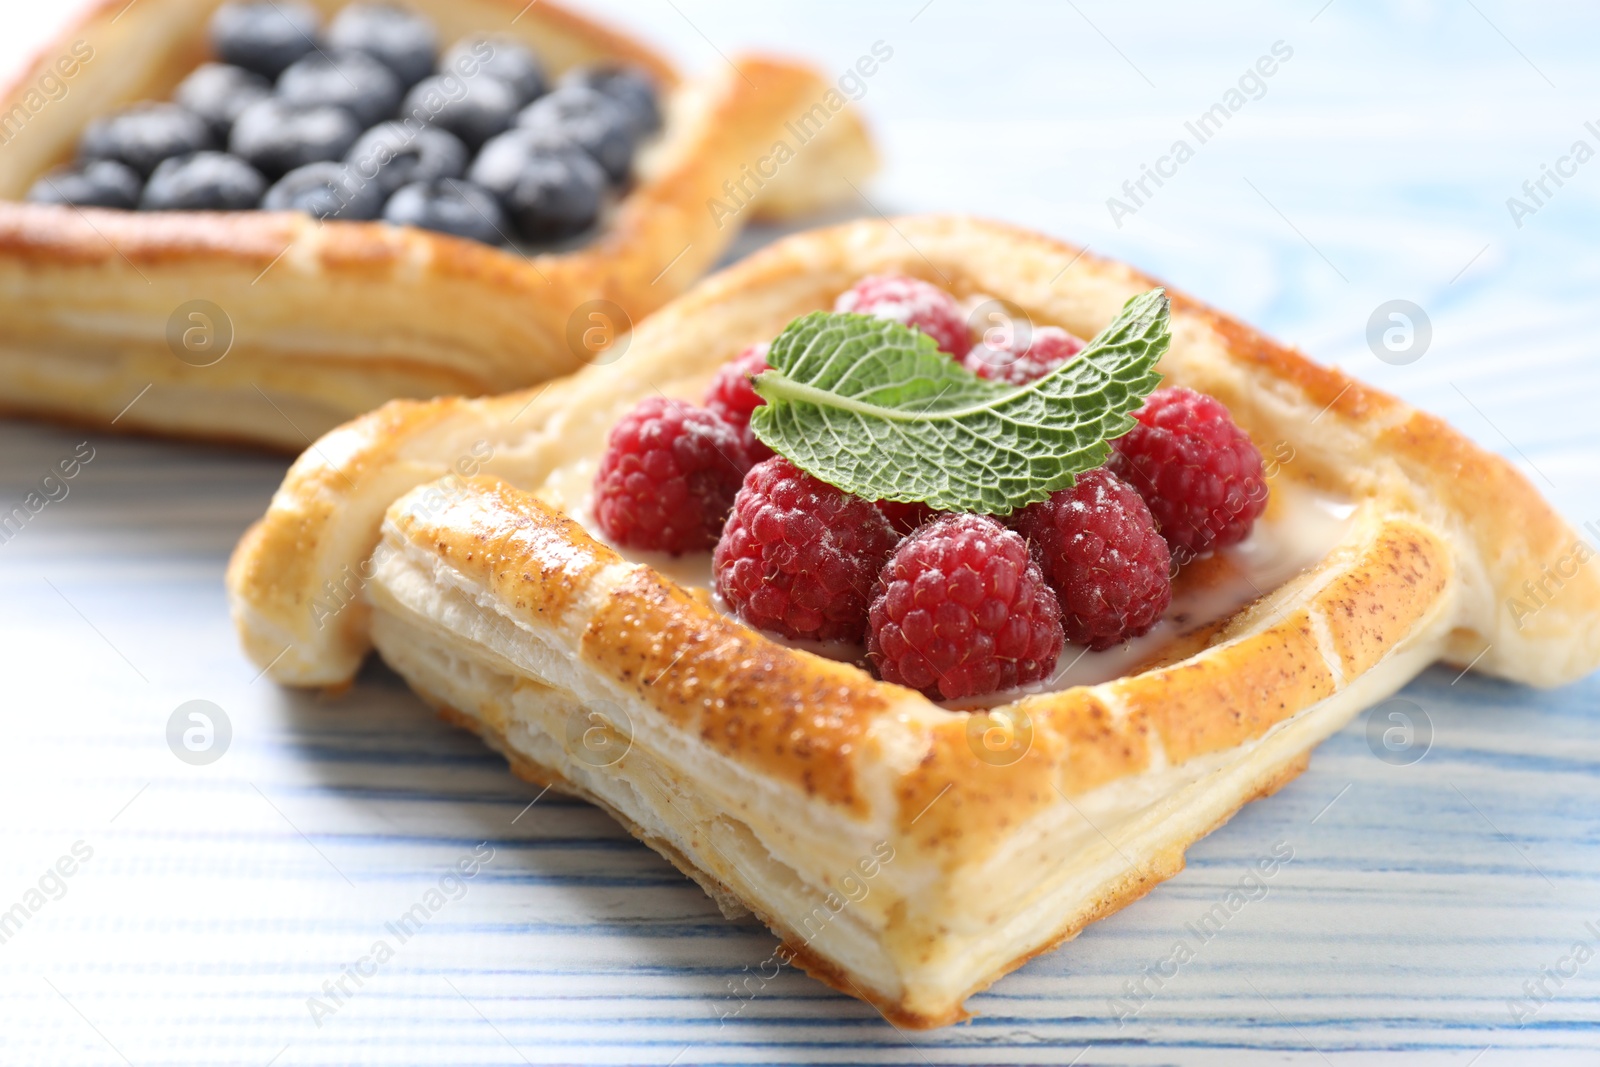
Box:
(0, 0, 876, 448)
(227, 216, 1600, 1026)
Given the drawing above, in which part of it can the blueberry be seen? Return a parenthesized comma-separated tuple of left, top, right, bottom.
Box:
(27, 160, 143, 210)
(504, 154, 606, 242)
(209, 1, 322, 80)
(441, 35, 546, 106)
(383, 178, 507, 245)
(140, 151, 266, 211)
(262, 161, 384, 220)
(560, 65, 661, 138)
(469, 127, 573, 195)
(400, 72, 519, 151)
(174, 63, 273, 138)
(346, 121, 467, 197)
(327, 3, 438, 88)
(229, 98, 362, 178)
(277, 50, 402, 129)
(515, 85, 635, 183)
(469, 130, 604, 242)
(78, 103, 216, 177)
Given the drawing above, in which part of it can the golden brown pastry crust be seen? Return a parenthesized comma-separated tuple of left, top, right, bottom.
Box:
(0, 0, 877, 447)
(227, 215, 1600, 1026)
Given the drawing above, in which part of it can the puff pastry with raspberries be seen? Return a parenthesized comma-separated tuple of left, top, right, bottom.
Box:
(227, 216, 1600, 1026)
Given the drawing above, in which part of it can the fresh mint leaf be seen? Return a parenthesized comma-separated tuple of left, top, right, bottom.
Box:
(748, 289, 1168, 515)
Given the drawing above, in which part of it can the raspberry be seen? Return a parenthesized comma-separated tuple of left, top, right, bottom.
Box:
(834, 274, 972, 358)
(868, 515, 1064, 701)
(1009, 468, 1172, 650)
(874, 499, 939, 535)
(593, 397, 751, 555)
(713, 458, 898, 642)
(704, 343, 774, 462)
(964, 325, 1086, 385)
(1107, 387, 1268, 561)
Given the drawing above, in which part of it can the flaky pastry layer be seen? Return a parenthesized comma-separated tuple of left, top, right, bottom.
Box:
(227, 216, 1600, 1025)
(0, 0, 877, 447)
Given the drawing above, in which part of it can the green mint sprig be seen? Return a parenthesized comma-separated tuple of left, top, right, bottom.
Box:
(748, 289, 1169, 515)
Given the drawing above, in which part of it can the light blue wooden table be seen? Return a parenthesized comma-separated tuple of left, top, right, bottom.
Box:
(1, 1, 1596, 1063)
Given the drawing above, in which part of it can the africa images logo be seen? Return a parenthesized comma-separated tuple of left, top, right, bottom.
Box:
(1107, 840, 1295, 1026)
(706, 41, 894, 228)
(1106, 41, 1294, 228)
(0, 40, 94, 147)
